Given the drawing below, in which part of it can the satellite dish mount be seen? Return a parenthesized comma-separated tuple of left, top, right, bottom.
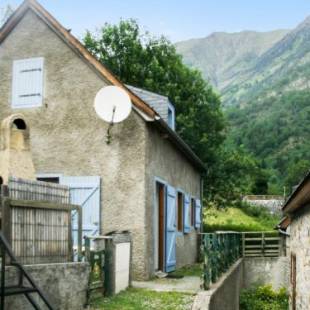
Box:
(94, 86, 132, 144)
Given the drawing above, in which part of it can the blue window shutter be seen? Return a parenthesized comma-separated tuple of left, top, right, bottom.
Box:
(60, 176, 101, 248)
(165, 185, 177, 272)
(183, 194, 191, 233)
(195, 199, 202, 229)
(12, 57, 44, 108)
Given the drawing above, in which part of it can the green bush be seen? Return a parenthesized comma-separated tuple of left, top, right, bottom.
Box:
(203, 204, 280, 232)
(240, 285, 289, 310)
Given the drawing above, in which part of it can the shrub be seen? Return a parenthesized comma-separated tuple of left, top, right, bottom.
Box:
(240, 285, 289, 310)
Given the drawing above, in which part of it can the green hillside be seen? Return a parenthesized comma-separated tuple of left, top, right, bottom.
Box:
(177, 16, 310, 194)
(204, 206, 279, 232)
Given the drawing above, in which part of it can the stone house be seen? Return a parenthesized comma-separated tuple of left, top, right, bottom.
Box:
(282, 170, 310, 309)
(0, 0, 204, 280)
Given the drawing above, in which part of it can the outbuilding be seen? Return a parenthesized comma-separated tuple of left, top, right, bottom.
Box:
(282, 170, 310, 309)
(0, 0, 204, 280)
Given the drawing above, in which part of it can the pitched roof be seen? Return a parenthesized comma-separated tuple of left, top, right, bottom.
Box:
(0, 0, 205, 172)
(126, 85, 173, 124)
(277, 216, 291, 230)
(127, 85, 172, 109)
(282, 170, 310, 214)
(0, 0, 155, 118)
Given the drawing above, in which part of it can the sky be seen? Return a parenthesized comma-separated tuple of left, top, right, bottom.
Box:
(1, 0, 310, 42)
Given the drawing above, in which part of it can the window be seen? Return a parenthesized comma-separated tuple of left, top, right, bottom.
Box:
(37, 177, 60, 184)
(177, 192, 184, 232)
(191, 198, 196, 226)
(167, 102, 175, 130)
(12, 57, 44, 108)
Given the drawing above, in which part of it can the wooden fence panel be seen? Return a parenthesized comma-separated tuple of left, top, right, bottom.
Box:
(11, 206, 71, 264)
(0, 178, 82, 265)
(8, 177, 69, 204)
(242, 231, 280, 257)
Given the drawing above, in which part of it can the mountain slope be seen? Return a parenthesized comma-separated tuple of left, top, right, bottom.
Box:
(175, 30, 289, 91)
(223, 16, 310, 106)
(177, 16, 310, 193)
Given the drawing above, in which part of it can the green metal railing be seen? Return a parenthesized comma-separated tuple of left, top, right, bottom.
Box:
(202, 232, 241, 289)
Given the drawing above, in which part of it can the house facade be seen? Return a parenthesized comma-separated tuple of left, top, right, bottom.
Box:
(0, 0, 204, 280)
(282, 171, 310, 310)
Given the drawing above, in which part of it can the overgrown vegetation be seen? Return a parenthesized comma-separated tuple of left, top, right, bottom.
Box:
(240, 285, 289, 310)
(204, 203, 280, 232)
(89, 288, 194, 310)
(227, 90, 310, 194)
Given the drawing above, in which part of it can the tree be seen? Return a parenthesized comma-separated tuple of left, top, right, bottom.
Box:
(83, 19, 266, 203)
(84, 19, 225, 196)
(285, 160, 309, 191)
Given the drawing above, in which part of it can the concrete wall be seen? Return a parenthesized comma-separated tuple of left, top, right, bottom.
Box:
(193, 257, 290, 310)
(289, 206, 310, 309)
(145, 125, 201, 277)
(243, 257, 290, 290)
(193, 259, 243, 310)
(5, 262, 90, 310)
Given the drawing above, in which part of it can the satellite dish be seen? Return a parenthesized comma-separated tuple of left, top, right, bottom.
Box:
(94, 86, 132, 123)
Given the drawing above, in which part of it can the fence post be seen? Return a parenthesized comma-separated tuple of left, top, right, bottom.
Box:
(242, 233, 245, 257)
(77, 206, 83, 262)
(2, 195, 11, 248)
(262, 232, 265, 257)
(203, 234, 211, 290)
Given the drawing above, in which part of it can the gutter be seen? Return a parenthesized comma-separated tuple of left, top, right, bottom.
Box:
(276, 227, 290, 237)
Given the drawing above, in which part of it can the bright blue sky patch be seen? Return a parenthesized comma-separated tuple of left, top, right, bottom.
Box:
(3, 0, 310, 42)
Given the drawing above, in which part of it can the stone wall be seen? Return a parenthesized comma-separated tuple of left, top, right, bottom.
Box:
(288, 206, 310, 309)
(145, 125, 201, 277)
(0, 9, 202, 281)
(4, 262, 90, 310)
(243, 195, 284, 214)
(0, 10, 147, 280)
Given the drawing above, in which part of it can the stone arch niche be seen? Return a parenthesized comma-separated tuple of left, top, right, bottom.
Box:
(0, 114, 36, 184)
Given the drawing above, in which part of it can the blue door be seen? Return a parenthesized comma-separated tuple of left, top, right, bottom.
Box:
(165, 185, 177, 272)
(60, 176, 101, 248)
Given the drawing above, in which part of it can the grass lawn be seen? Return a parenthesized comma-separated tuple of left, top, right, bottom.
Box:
(204, 207, 279, 232)
(89, 288, 195, 310)
(169, 263, 202, 278)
